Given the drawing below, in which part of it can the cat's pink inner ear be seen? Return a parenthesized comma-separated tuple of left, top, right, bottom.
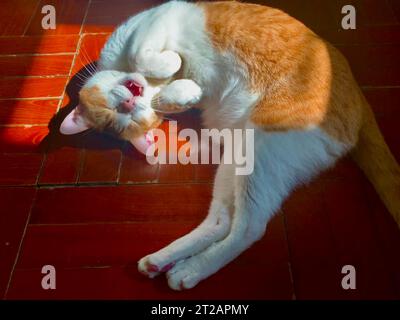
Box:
(60, 106, 90, 135)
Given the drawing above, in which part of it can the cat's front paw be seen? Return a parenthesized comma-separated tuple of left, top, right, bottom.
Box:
(131, 50, 182, 79)
(161, 79, 203, 106)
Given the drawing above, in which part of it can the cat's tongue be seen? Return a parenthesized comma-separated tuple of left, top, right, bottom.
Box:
(130, 130, 154, 155)
(125, 80, 143, 97)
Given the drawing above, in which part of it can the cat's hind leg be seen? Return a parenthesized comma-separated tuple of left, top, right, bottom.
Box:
(166, 126, 348, 290)
(138, 162, 235, 278)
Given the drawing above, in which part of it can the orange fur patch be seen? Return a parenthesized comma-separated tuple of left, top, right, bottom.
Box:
(201, 1, 400, 227)
(200, 1, 363, 145)
(79, 85, 115, 131)
(79, 85, 162, 140)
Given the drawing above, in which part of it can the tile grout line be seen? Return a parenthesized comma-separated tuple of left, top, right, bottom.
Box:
(0, 124, 50, 128)
(22, 0, 42, 36)
(0, 97, 61, 101)
(75, 149, 86, 184)
(0, 32, 110, 40)
(79, 0, 92, 36)
(0, 53, 75, 57)
(57, 0, 92, 185)
(3, 188, 39, 299)
(35, 152, 48, 187)
(36, 179, 213, 189)
(281, 210, 297, 300)
(0, 75, 71, 79)
(55, 0, 92, 114)
(116, 151, 124, 184)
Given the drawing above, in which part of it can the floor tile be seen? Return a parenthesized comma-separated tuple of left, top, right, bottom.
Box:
(389, 0, 400, 21)
(30, 184, 212, 224)
(0, 127, 48, 153)
(0, 154, 43, 186)
(16, 222, 199, 269)
(0, 77, 67, 99)
(0, 100, 58, 126)
(78, 149, 121, 183)
(119, 150, 159, 184)
(283, 186, 349, 299)
(83, 0, 163, 33)
(0, 187, 36, 298)
(323, 178, 398, 299)
(0, 35, 79, 55)
(155, 119, 198, 183)
(0, 0, 40, 36)
(10, 214, 292, 299)
(375, 116, 400, 160)
(320, 25, 400, 45)
(358, 0, 399, 26)
(363, 87, 400, 117)
(158, 163, 196, 183)
(195, 164, 218, 182)
(39, 147, 82, 185)
(338, 44, 400, 87)
(7, 256, 292, 300)
(363, 181, 400, 298)
(25, 0, 90, 35)
(0, 55, 74, 77)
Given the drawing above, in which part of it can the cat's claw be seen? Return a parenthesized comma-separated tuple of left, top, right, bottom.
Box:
(138, 256, 161, 278)
(138, 255, 176, 278)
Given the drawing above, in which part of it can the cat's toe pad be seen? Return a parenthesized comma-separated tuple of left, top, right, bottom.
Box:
(138, 255, 160, 278)
(166, 260, 202, 290)
(138, 255, 176, 278)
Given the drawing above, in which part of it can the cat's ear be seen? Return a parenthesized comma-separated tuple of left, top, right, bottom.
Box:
(60, 107, 90, 135)
(130, 130, 154, 155)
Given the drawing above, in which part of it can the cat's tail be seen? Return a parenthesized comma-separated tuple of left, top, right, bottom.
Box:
(351, 102, 400, 228)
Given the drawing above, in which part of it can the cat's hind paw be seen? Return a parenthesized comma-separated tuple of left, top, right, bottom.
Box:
(138, 255, 160, 278)
(138, 255, 175, 279)
(166, 259, 202, 290)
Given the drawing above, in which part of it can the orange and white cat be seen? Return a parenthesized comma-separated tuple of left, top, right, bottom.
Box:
(62, 1, 400, 290)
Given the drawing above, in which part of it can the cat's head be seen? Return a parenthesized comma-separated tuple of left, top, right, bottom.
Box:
(60, 70, 163, 142)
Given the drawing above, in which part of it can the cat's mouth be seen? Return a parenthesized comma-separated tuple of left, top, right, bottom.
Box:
(118, 80, 144, 114)
(124, 80, 143, 97)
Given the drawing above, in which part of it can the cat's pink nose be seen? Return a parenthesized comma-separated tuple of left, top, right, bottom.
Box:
(120, 97, 135, 113)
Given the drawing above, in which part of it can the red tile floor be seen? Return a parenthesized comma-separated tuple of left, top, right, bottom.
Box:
(0, 0, 400, 300)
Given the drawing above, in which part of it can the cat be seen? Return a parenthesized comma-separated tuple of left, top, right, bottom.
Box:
(61, 0, 400, 290)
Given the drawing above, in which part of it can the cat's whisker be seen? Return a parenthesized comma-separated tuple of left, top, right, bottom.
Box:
(75, 67, 90, 79)
(80, 47, 92, 64)
(77, 56, 93, 77)
(74, 73, 88, 83)
(83, 66, 94, 77)
(80, 47, 98, 75)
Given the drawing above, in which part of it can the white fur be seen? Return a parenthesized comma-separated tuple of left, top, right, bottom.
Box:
(139, 126, 347, 289)
(159, 79, 202, 106)
(98, 1, 351, 290)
